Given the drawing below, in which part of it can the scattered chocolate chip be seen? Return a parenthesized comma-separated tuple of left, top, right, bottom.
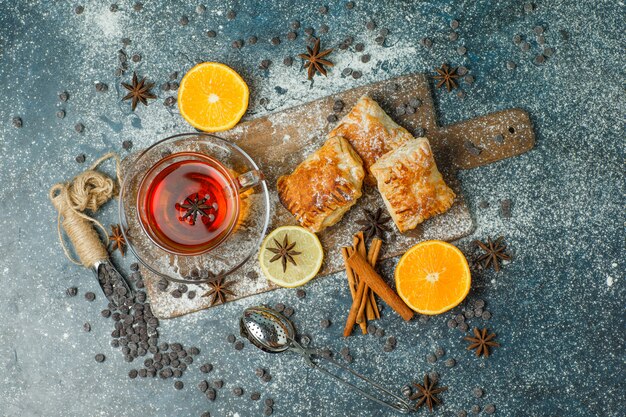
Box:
(320, 319, 331, 328)
(157, 279, 169, 291)
(513, 34, 522, 44)
(74, 123, 85, 133)
(274, 303, 285, 312)
(500, 199, 512, 218)
(421, 37, 432, 48)
(533, 54, 546, 65)
(207, 30, 217, 38)
(524, 2, 534, 12)
(458, 411, 468, 417)
(179, 16, 189, 26)
(319, 24, 329, 34)
(366, 20, 376, 31)
(110, 4, 119, 12)
(85, 292, 96, 301)
(66, 287, 78, 297)
(95, 353, 105, 363)
(75, 5, 84, 14)
(263, 406, 273, 416)
(445, 358, 456, 367)
(426, 353, 437, 364)
(450, 19, 460, 29)
(283, 307, 294, 317)
(262, 373, 272, 382)
(304, 27, 314, 35)
(354, 43, 365, 52)
(473, 387, 484, 398)
(234, 340, 244, 350)
(232, 39, 243, 49)
(270, 36, 281, 46)
(342, 67, 353, 76)
(226, 9, 236, 19)
(196, 4, 206, 14)
(327, 114, 338, 123)
(459, 322, 469, 331)
(171, 289, 182, 298)
(449, 31, 459, 41)
(131, 54, 141, 63)
(471, 404, 481, 414)
(259, 59, 271, 69)
(283, 56, 293, 66)
(375, 36, 385, 45)
(457, 46, 467, 55)
(206, 388, 216, 400)
(352, 70, 362, 79)
(506, 60, 516, 70)
(543, 47, 555, 57)
(520, 41, 530, 51)
(200, 363, 213, 373)
(346, 1, 355, 9)
(227, 334, 236, 343)
(232, 387, 244, 396)
(484, 404, 496, 414)
(296, 289, 306, 299)
(533, 25, 544, 35)
(290, 20, 300, 30)
(537, 35, 546, 45)
(360, 54, 371, 63)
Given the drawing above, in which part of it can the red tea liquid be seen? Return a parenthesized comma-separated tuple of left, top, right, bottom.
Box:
(140, 155, 239, 255)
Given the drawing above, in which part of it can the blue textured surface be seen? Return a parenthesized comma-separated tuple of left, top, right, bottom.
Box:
(0, 1, 624, 416)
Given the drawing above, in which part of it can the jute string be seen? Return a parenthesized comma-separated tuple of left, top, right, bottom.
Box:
(49, 153, 122, 267)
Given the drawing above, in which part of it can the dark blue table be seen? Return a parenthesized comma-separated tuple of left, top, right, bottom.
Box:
(0, 1, 623, 416)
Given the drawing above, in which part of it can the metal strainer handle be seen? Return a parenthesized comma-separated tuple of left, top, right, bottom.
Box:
(289, 339, 414, 414)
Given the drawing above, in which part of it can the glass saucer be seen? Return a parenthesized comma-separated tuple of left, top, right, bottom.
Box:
(119, 133, 270, 284)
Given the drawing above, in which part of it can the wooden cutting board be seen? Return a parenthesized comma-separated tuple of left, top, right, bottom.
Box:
(127, 73, 535, 319)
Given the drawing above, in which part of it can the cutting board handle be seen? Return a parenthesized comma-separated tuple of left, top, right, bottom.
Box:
(436, 108, 535, 170)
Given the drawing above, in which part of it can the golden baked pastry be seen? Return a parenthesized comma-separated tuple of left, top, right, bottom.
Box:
(277, 136, 365, 232)
(328, 95, 414, 184)
(370, 138, 455, 232)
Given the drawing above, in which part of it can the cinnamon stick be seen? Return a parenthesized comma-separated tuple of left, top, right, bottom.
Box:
(367, 239, 382, 320)
(341, 246, 357, 299)
(347, 251, 414, 321)
(343, 280, 367, 337)
(352, 233, 369, 334)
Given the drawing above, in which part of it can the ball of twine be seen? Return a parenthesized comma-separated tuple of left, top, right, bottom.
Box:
(49, 153, 121, 267)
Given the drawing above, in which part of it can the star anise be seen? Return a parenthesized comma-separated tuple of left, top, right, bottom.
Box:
(433, 64, 460, 92)
(409, 374, 448, 411)
(108, 224, 129, 257)
(474, 236, 511, 272)
(356, 208, 391, 241)
(202, 276, 235, 306)
(121, 72, 156, 110)
(298, 38, 334, 79)
(464, 327, 500, 357)
(178, 193, 212, 225)
(267, 234, 302, 273)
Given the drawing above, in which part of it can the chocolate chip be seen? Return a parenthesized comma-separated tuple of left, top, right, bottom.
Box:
(264, 398, 274, 407)
(342, 68, 353, 76)
(131, 54, 141, 63)
(366, 20, 376, 31)
(234, 341, 244, 350)
(296, 289, 306, 299)
(320, 319, 331, 328)
(484, 404, 496, 414)
(354, 43, 365, 52)
(450, 19, 460, 29)
(426, 353, 437, 364)
(533, 25, 544, 35)
(409, 98, 421, 108)
(283, 56, 293, 66)
(259, 59, 271, 69)
(405, 105, 415, 114)
(255, 367, 265, 377)
(327, 114, 338, 123)
(533, 54, 546, 65)
(375, 328, 385, 338)
(346, 1, 355, 9)
(174, 381, 183, 390)
(263, 407, 273, 416)
(74, 123, 85, 133)
(251, 392, 261, 400)
(457, 46, 467, 55)
(59, 91, 70, 102)
(286, 31, 297, 41)
(227, 334, 236, 343)
(226, 9, 236, 19)
(537, 35, 546, 45)
(360, 54, 371, 63)
(200, 363, 213, 373)
(383, 343, 394, 352)
(435, 347, 445, 358)
(171, 290, 182, 298)
(157, 279, 169, 291)
(520, 41, 530, 51)
(458, 411, 468, 417)
(196, 4, 206, 14)
(56, 110, 66, 119)
(421, 37, 432, 48)
(283, 307, 294, 317)
(473, 387, 484, 398)
(179, 16, 189, 26)
(85, 292, 96, 301)
(464, 309, 475, 319)
(232, 40, 243, 49)
(304, 27, 314, 35)
(95, 353, 105, 363)
(524, 2, 534, 12)
(500, 199, 512, 218)
(375, 36, 385, 45)
(290, 20, 300, 30)
(543, 47, 555, 57)
(351, 70, 362, 79)
(207, 30, 217, 38)
(414, 127, 425, 137)
(270, 36, 281, 46)
(506, 61, 516, 70)
(75, 5, 84, 14)
(513, 34, 522, 44)
(262, 373, 272, 382)
(232, 387, 244, 396)
(445, 358, 456, 367)
(449, 31, 459, 41)
(82, 322, 91, 332)
(319, 24, 329, 34)
(459, 323, 469, 331)
(471, 404, 481, 414)
(482, 311, 492, 320)
(206, 388, 216, 400)
(66, 287, 78, 297)
(213, 379, 223, 388)
(475, 299, 485, 308)
(110, 4, 119, 12)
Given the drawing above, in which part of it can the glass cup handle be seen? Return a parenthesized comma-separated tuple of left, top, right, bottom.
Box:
(236, 170, 264, 193)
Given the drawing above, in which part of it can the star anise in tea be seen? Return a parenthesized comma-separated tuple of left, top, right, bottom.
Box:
(122, 72, 156, 110)
(464, 327, 500, 357)
(433, 63, 460, 91)
(108, 224, 129, 257)
(356, 208, 391, 241)
(268, 234, 302, 273)
(410, 374, 448, 411)
(202, 276, 235, 306)
(474, 236, 511, 272)
(298, 38, 334, 79)
(178, 193, 213, 225)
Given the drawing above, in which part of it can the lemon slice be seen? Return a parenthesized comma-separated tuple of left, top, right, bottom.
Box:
(259, 226, 323, 288)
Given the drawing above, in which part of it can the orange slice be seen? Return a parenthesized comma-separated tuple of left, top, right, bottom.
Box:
(178, 62, 249, 132)
(395, 240, 471, 315)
